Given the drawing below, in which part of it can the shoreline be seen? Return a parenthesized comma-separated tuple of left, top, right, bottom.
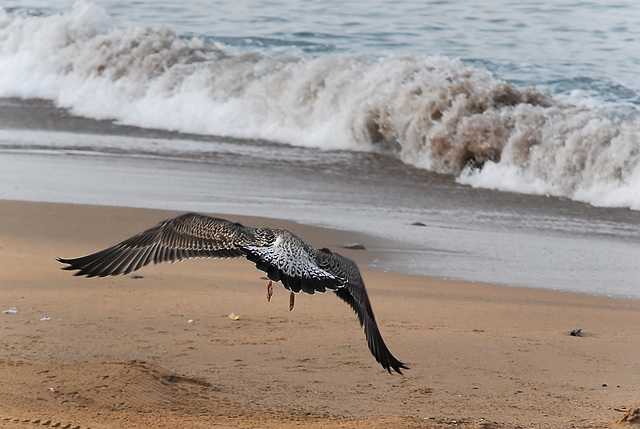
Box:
(1, 200, 639, 428)
(4, 147, 640, 299)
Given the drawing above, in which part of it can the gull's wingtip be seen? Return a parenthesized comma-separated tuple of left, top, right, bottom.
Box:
(56, 256, 93, 276)
(383, 358, 409, 375)
(56, 257, 72, 269)
(392, 361, 409, 375)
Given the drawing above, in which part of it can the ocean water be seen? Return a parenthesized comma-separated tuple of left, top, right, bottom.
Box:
(2, 1, 640, 206)
(1, 1, 640, 298)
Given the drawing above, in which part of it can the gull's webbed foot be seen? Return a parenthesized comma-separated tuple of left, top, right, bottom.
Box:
(266, 280, 273, 302)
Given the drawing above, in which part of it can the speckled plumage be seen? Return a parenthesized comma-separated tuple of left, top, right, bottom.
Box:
(57, 213, 407, 374)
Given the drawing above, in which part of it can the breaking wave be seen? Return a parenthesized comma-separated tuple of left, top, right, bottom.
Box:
(2, 3, 640, 209)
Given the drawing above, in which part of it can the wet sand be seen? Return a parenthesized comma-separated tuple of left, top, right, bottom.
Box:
(1, 200, 639, 428)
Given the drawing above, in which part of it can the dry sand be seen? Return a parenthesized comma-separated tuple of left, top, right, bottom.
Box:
(1, 200, 639, 428)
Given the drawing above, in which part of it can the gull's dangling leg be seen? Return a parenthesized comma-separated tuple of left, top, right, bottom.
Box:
(266, 280, 273, 302)
(289, 292, 295, 311)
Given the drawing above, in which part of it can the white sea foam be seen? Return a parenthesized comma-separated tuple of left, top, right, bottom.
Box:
(2, 3, 640, 210)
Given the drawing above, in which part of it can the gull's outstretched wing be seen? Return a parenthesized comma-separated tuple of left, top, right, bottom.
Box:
(317, 248, 408, 375)
(57, 214, 347, 295)
(57, 213, 252, 277)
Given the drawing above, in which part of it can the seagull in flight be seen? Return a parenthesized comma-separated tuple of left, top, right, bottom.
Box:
(57, 213, 408, 374)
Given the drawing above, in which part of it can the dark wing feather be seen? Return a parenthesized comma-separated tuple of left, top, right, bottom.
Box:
(317, 249, 408, 375)
(57, 213, 252, 277)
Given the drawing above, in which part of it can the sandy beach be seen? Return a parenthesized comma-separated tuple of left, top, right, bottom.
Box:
(1, 200, 639, 428)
